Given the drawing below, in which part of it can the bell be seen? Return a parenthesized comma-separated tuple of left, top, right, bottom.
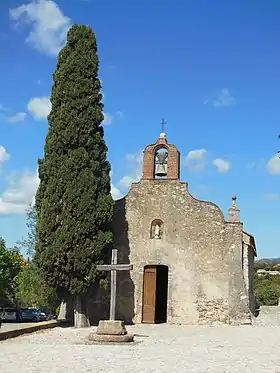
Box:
(155, 163, 167, 177)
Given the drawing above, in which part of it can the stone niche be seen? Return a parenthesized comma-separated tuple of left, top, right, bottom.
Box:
(150, 219, 163, 239)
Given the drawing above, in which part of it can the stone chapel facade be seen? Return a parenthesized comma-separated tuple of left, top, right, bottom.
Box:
(93, 133, 257, 325)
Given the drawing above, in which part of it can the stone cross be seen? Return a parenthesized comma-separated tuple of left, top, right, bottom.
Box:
(96, 249, 133, 321)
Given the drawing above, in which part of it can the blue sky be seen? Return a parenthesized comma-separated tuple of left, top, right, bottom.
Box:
(0, 0, 279, 258)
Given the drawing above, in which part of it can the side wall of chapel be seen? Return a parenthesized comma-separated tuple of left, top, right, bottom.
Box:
(242, 240, 256, 315)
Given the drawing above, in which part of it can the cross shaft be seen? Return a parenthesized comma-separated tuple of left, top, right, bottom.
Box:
(96, 249, 133, 321)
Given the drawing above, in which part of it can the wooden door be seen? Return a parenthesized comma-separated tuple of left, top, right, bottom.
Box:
(142, 267, 156, 323)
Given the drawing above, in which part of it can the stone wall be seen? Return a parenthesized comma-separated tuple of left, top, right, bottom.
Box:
(248, 248, 255, 313)
(226, 223, 251, 324)
(242, 242, 255, 314)
(112, 179, 251, 325)
(242, 231, 256, 316)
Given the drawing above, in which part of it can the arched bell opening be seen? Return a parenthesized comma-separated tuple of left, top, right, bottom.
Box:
(154, 147, 168, 179)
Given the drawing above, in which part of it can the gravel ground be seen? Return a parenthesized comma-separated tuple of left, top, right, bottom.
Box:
(1, 323, 280, 373)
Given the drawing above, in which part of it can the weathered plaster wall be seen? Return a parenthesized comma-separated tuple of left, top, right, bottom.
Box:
(242, 242, 255, 314)
(226, 224, 251, 324)
(248, 248, 255, 313)
(113, 179, 251, 325)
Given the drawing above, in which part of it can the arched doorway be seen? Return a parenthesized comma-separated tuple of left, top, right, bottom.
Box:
(142, 265, 168, 323)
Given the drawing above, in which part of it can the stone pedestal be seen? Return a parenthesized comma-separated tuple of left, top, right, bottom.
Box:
(96, 320, 127, 335)
(88, 320, 134, 343)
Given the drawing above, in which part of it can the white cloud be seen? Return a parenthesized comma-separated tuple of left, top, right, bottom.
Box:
(119, 175, 135, 189)
(124, 152, 143, 164)
(184, 149, 207, 171)
(110, 184, 123, 200)
(0, 171, 39, 215)
(0, 166, 122, 213)
(27, 96, 51, 120)
(213, 88, 236, 108)
(7, 112, 27, 123)
(9, 0, 71, 56)
(264, 193, 279, 201)
(103, 113, 113, 126)
(109, 169, 123, 200)
(267, 154, 280, 175)
(118, 151, 143, 190)
(212, 158, 231, 173)
(0, 146, 10, 173)
(0, 146, 10, 175)
(99, 79, 105, 100)
(102, 111, 123, 126)
(0, 146, 10, 165)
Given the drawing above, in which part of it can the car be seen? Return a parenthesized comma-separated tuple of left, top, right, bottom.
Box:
(21, 308, 45, 322)
(27, 308, 47, 321)
(1, 307, 22, 322)
(46, 313, 56, 320)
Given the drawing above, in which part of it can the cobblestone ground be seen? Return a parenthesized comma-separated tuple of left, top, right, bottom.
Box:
(1, 322, 280, 373)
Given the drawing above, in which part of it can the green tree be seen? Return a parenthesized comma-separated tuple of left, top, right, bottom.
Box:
(34, 25, 114, 327)
(0, 238, 25, 304)
(16, 203, 37, 258)
(254, 262, 280, 306)
(254, 279, 280, 306)
(15, 263, 58, 312)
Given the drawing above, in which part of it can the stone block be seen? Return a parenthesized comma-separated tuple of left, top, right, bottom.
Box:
(96, 320, 127, 335)
(88, 333, 134, 343)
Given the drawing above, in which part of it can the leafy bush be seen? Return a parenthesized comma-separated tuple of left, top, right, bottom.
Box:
(254, 264, 280, 306)
(14, 262, 58, 312)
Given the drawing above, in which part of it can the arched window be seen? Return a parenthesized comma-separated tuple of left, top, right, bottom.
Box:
(154, 147, 168, 179)
(150, 219, 163, 239)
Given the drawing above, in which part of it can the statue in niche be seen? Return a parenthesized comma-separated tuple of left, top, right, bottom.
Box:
(150, 219, 163, 239)
(154, 224, 160, 239)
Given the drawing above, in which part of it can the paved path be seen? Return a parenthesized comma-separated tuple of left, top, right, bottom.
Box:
(253, 306, 280, 327)
(1, 323, 280, 372)
(0, 322, 39, 332)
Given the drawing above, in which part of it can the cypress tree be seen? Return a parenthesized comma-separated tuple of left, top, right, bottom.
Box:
(34, 25, 114, 327)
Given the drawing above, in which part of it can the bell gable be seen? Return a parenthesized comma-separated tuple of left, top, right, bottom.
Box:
(142, 133, 180, 180)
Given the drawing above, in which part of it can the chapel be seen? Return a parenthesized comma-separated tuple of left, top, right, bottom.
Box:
(94, 131, 257, 325)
